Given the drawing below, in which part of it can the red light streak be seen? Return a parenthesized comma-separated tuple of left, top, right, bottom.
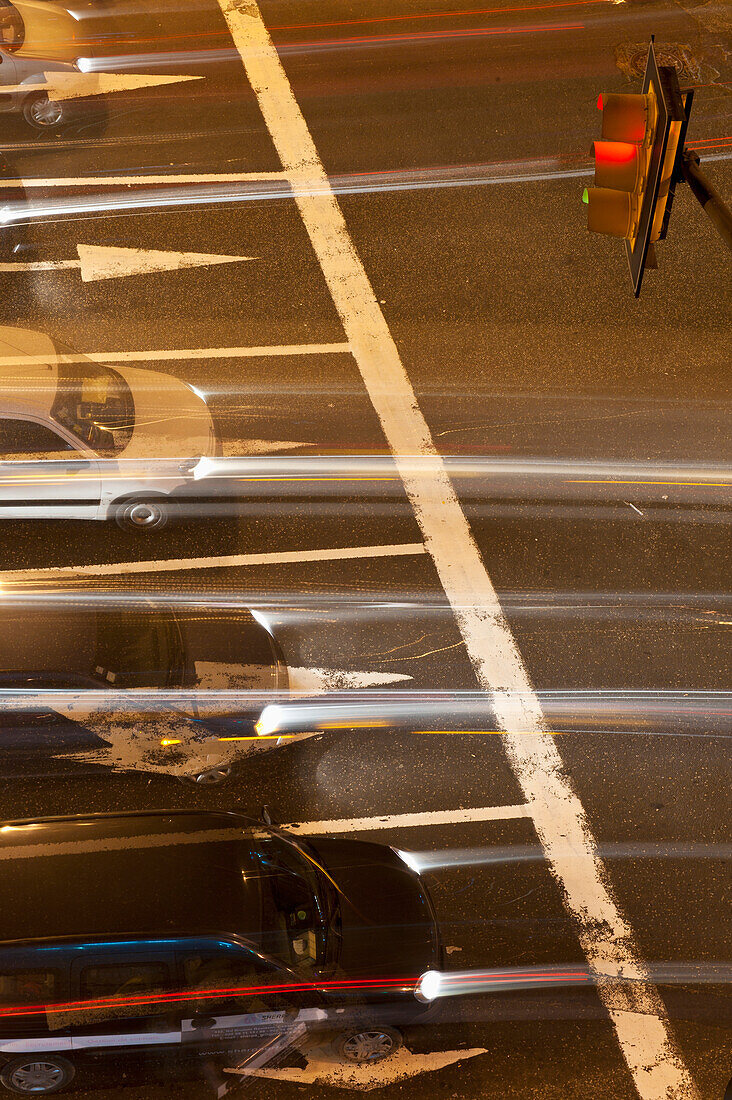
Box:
(0, 970, 591, 1020)
(270, 0, 606, 32)
(278, 23, 585, 50)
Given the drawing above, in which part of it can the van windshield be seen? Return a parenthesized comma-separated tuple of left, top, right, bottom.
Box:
(51, 359, 134, 458)
(249, 830, 339, 973)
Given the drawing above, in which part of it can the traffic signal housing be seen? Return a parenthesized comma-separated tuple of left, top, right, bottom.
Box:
(584, 41, 686, 296)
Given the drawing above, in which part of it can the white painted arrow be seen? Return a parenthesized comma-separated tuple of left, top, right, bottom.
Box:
(247, 1045, 488, 1090)
(0, 245, 256, 281)
(287, 668, 413, 692)
(2, 71, 202, 102)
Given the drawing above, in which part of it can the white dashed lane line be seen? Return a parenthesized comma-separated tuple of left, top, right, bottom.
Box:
(213, 1, 700, 1096)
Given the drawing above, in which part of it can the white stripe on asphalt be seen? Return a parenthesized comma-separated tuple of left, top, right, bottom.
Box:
(281, 804, 531, 835)
(0, 343, 349, 367)
(0, 806, 526, 859)
(217, 3, 699, 1096)
(0, 542, 426, 583)
(4, 173, 286, 187)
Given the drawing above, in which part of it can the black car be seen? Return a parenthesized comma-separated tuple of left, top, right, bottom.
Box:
(0, 809, 443, 1094)
(0, 597, 288, 783)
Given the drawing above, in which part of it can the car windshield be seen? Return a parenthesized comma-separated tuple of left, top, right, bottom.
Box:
(246, 828, 338, 973)
(51, 358, 134, 458)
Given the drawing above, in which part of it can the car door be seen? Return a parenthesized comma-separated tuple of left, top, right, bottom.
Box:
(0, 954, 72, 1056)
(178, 948, 322, 1063)
(0, 50, 18, 112)
(0, 416, 101, 518)
(68, 955, 180, 1055)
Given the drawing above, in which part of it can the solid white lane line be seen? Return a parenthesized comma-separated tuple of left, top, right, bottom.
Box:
(0, 343, 350, 367)
(0, 808, 528, 859)
(282, 805, 531, 835)
(0, 542, 427, 583)
(5, 173, 287, 187)
(218, 4, 698, 1096)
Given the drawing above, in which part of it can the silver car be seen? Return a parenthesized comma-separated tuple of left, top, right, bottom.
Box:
(0, 47, 79, 129)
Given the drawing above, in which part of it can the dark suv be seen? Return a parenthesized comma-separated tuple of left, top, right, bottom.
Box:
(0, 809, 443, 1094)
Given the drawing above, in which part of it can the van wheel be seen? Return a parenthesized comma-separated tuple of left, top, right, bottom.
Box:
(114, 497, 171, 532)
(335, 1026, 402, 1064)
(0, 1055, 75, 1094)
(22, 95, 67, 131)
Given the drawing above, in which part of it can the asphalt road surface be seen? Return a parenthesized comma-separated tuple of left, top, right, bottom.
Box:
(0, 0, 730, 1098)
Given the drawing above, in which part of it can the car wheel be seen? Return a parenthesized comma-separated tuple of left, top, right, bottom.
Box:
(22, 95, 67, 132)
(114, 497, 172, 533)
(335, 1026, 402, 1064)
(0, 1055, 75, 1094)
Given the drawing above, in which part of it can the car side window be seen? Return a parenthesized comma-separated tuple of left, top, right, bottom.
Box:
(79, 962, 172, 1021)
(0, 418, 75, 459)
(0, 968, 57, 1006)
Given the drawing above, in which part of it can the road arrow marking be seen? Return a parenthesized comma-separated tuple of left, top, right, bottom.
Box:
(249, 1045, 488, 1090)
(287, 667, 413, 692)
(0, 246, 257, 281)
(2, 71, 202, 103)
(76, 244, 256, 281)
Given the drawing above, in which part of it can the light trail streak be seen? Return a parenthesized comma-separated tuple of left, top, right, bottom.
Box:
(5, 154, 731, 225)
(275, 22, 585, 54)
(401, 842, 732, 872)
(270, 0, 606, 32)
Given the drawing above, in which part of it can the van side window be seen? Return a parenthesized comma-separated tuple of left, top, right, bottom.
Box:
(181, 953, 281, 1013)
(79, 963, 171, 1020)
(0, 969, 57, 1006)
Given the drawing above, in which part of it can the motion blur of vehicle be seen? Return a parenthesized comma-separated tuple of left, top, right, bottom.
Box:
(0, 326, 221, 530)
(0, 809, 442, 1095)
(0, 0, 85, 128)
(0, 597, 287, 782)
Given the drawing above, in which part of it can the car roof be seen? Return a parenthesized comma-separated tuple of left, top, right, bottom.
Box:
(0, 811, 262, 944)
(0, 326, 59, 419)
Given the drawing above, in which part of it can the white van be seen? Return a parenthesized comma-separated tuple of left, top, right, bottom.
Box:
(0, 326, 221, 530)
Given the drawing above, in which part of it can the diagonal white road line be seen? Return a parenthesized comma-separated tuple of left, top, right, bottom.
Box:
(0, 542, 427, 584)
(215, 2, 699, 1095)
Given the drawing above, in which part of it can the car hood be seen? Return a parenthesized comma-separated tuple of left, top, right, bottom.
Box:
(307, 837, 441, 981)
(114, 365, 217, 463)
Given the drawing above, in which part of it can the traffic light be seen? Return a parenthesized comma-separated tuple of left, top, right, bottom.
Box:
(584, 40, 686, 296)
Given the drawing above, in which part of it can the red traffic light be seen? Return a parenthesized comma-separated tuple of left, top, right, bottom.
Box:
(592, 140, 643, 191)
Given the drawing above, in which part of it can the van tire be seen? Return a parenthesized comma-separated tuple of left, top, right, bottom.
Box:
(334, 1025, 402, 1064)
(22, 95, 67, 132)
(0, 1055, 75, 1094)
(113, 496, 172, 532)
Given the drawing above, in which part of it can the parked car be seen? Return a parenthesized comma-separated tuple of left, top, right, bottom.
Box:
(0, 596, 288, 782)
(0, 45, 80, 130)
(0, 809, 443, 1095)
(0, 325, 222, 530)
